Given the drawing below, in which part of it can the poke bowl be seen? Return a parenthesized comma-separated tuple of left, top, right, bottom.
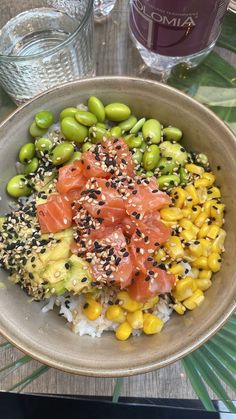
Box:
(0, 76, 235, 377)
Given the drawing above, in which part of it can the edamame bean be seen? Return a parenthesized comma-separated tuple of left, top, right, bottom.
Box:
(82, 142, 93, 152)
(35, 111, 54, 129)
(142, 119, 161, 144)
(157, 174, 180, 190)
(197, 153, 208, 165)
(96, 122, 107, 129)
(140, 141, 147, 152)
(146, 171, 154, 178)
(65, 151, 82, 165)
(51, 142, 74, 166)
(163, 126, 183, 142)
(179, 167, 189, 185)
(159, 141, 188, 166)
(19, 143, 35, 164)
(89, 126, 109, 143)
(61, 117, 88, 143)
(157, 157, 178, 175)
(118, 115, 137, 132)
(60, 107, 78, 120)
(23, 157, 39, 174)
(110, 126, 122, 138)
(125, 134, 142, 149)
(88, 96, 105, 122)
(130, 117, 146, 134)
(143, 144, 160, 171)
(105, 103, 131, 122)
(75, 111, 98, 127)
(6, 175, 31, 198)
(132, 149, 143, 164)
(29, 121, 47, 138)
(35, 138, 53, 156)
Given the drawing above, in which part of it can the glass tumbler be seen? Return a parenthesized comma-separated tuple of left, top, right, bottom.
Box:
(94, 0, 117, 21)
(0, 0, 94, 105)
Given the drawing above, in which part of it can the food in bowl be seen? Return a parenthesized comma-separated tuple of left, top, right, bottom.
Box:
(0, 96, 226, 341)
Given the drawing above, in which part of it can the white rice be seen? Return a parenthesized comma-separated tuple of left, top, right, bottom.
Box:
(42, 291, 173, 338)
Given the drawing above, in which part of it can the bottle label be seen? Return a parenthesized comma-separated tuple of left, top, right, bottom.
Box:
(130, 0, 230, 57)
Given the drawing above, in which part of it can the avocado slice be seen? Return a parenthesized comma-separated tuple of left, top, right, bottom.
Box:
(42, 254, 93, 295)
(39, 229, 73, 265)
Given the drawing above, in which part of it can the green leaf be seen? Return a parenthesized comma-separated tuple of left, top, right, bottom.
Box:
(191, 351, 236, 413)
(217, 12, 236, 54)
(227, 122, 236, 133)
(168, 52, 236, 126)
(0, 355, 31, 381)
(194, 87, 236, 107)
(182, 356, 216, 411)
(199, 346, 236, 394)
(0, 341, 12, 350)
(112, 377, 124, 403)
(207, 341, 236, 375)
(7, 365, 49, 392)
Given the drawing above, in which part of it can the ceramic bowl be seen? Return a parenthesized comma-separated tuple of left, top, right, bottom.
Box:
(0, 77, 235, 377)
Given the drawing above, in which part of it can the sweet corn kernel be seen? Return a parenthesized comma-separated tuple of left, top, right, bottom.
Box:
(198, 223, 210, 238)
(180, 229, 198, 241)
(171, 187, 186, 208)
(165, 236, 185, 259)
(192, 256, 208, 270)
(154, 248, 167, 263)
(181, 207, 192, 218)
(185, 185, 199, 206)
(172, 276, 197, 301)
(189, 242, 202, 258)
(207, 224, 220, 239)
(208, 252, 221, 272)
(179, 218, 193, 230)
(212, 229, 226, 253)
(194, 212, 208, 228)
(160, 207, 183, 221)
(118, 291, 142, 312)
(143, 313, 164, 335)
(195, 278, 212, 291)
(210, 203, 225, 226)
(127, 310, 143, 329)
(115, 321, 132, 341)
(181, 249, 196, 262)
(191, 205, 202, 221)
(143, 296, 159, 310)
(207, 186, 221, 200)
(106, 305, 126, 323)
(168, 264, 185, 275)
(173, 302, 186, 315)
(197, 187, 208, 204)
(185, 163, 204, 175)
(198, 270, 212, 280)
(202, 172, 216, 186)
(83, 298, 102, 321)
(190, 268, 199, 279)
(194, 178, 210, 188)
(199, 239, 212, 257)
(162, 220, 178, 229)
(203, 200, 214, 217)
(183, 289, 205, 310)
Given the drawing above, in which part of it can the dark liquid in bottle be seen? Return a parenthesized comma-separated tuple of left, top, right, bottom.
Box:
(130, 0, 230, 57)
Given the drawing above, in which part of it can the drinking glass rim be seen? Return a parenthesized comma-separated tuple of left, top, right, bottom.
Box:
(0, 0, 94, 61)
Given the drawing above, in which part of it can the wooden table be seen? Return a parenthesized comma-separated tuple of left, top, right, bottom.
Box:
(1, 0, 236, 399)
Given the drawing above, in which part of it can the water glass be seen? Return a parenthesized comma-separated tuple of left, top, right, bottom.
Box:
(0, 0, 94, 105)
(94, 0, 117, 21)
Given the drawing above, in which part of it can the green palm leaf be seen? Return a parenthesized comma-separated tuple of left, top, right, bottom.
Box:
(182, 357, 216, 411)
(190, 351, 236, 413)
(7, 365, 49, 393)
